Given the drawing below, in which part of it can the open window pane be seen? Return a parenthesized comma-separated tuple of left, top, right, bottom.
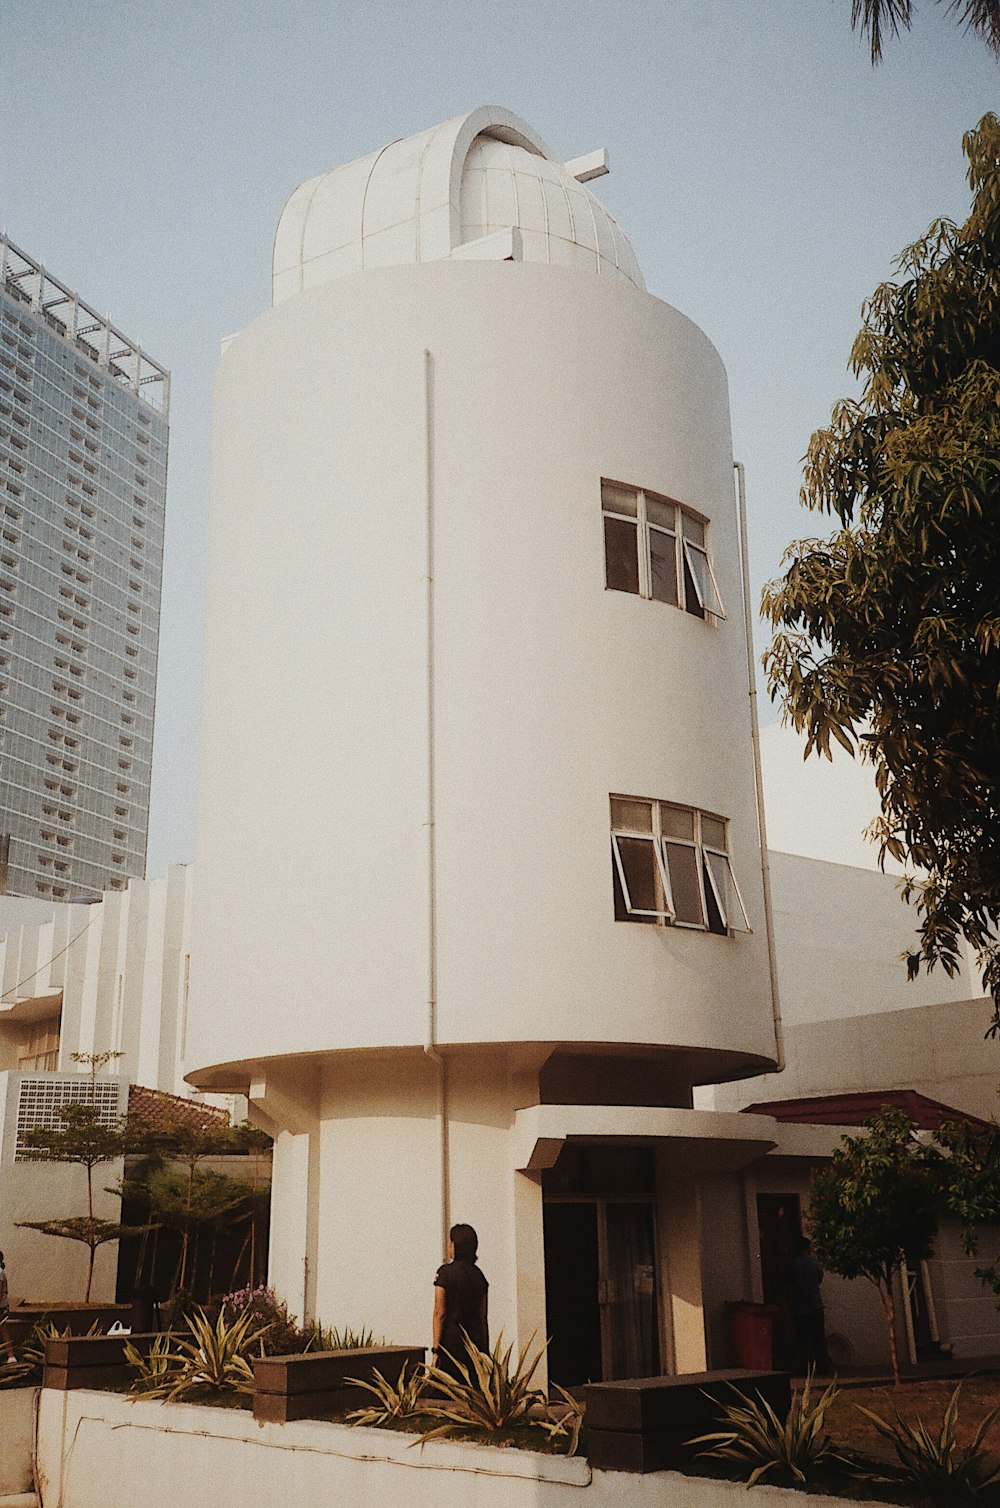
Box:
(664, 842, 705, 925)
(704, 850, 751, 932)
(612, 834, 671, 920)
(648, 526, 679, 606)
(683, 541, 725, 618)
(604, 516, 640, 595)
(611, 797, 653, 833)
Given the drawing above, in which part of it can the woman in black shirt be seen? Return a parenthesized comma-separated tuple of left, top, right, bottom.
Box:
(432, 1222, 489, 1380)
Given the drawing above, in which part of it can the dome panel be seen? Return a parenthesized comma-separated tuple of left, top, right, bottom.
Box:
(272, 106, 645, 303)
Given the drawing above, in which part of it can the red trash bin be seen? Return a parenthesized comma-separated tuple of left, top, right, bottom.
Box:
(726, 1301, 778, 1370)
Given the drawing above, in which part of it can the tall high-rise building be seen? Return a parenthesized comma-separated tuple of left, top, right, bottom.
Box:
(0, 236, 168, 900)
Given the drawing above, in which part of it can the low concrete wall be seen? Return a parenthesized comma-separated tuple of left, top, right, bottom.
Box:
(0, 1384, 38, 1498)
(36, 1388, 885, 1508)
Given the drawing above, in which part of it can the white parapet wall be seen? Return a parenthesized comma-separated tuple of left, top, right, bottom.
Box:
(34, 1389, 885, 1508)
(0, 1385, 38, 1500)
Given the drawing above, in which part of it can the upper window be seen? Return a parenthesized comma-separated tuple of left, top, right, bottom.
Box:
(602, 481, 725, 619)
(610, 796, 750, 934)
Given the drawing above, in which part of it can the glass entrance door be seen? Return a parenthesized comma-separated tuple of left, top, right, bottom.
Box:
(604, 1200, 660, 1380)
(543, 1197, 660, 1385)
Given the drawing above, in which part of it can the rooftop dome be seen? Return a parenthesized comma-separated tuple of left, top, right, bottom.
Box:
(272, 106, 645, 304)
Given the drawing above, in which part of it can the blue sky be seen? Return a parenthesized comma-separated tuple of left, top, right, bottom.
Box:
(1, 0, 996, 875)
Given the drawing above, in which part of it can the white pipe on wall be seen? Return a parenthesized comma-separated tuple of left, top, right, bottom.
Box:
(734, 461, 784, 1072)
(422, 347, 450, 1257)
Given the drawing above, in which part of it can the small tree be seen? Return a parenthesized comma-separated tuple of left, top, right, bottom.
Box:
(17, 1102, 134, 1300)
(763, 114, 1000, 1017)
(125, 1104, 272, 1295)
(807, 1108, 938, 1385)
(933, 1118, 1000, 1300)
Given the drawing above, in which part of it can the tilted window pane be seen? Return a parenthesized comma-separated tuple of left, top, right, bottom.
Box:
(611, 797, 654, 833)
(645, 495, 676, 530)
(683, 541, 725, 618)
(648, 526, 679, 606)
(659, 803, 695, 841)
(680, 512, 706, 547)
(701, 815, 727, 850)
(664, 841, 705, 925)
(704, 849, 751, 932)
(601, 482, 638, 517)
(612, 834, 670, 919)
(682, 549, 706, 620)
(604, 516, 640, 594)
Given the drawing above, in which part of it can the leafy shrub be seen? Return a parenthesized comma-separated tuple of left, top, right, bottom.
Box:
(346, 1361, 429, 1426)
(220, 1285, 309, 1355)
(854, 1383, 1000, 1500)
(689, 1371, 845, 1487)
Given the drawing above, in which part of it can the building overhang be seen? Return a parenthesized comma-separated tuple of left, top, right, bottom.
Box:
(0, 988, 63, 1026)
(512, 1104, 779, 1174)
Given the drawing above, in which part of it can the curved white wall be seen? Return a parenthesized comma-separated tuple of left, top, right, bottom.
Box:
(189, 261, 777, 1085)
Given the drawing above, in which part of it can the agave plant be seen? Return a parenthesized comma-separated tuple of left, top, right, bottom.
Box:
(418, 1330, 547, 1441)
(689, 1371, 844, 1487)
(532, 1383, 585, 1457)
(125, 1306, 268, 1400)
(854, 1383, 1000, 1499)
(124, 1333, 182, 1397)
(311, 1323, 379, 1352)
(345, 1361, 428, 1426)
(21, 1317, 102, 1372)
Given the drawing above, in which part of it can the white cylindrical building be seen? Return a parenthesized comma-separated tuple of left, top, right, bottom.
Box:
(188, 107, 781, 1382)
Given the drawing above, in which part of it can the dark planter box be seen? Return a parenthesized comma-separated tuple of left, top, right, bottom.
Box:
(253, 1346, 425, 1424)
(583, 1368, 791, 1474)
(43, 1331, 168, 1392)
(9, 1304, 132, 1350)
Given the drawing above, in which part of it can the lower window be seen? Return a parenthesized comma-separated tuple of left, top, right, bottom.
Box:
(610, 796, 750, 933)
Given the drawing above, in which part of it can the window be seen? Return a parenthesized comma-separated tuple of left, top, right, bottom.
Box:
(610, 796, 749, 933)
(601, 481, 725, 619)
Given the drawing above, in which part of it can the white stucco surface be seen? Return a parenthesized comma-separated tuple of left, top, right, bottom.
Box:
(0, 1384, 38, 1498)
(35, 1389, 888, 1508)
(191, 258, 776, 1082)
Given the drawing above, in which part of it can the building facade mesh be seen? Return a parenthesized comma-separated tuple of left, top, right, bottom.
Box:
(0, 237, 168, 900)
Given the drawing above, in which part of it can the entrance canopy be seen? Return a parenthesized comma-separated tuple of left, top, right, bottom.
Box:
(512, 1104, 778, 1174)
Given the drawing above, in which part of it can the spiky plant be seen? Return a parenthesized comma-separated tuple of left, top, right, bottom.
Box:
(21, 1317, 102, 1372)
(532, 1383, 585, 1457)
(311, 1323, 379, 1352)
(854, 1384, 1000, 1499)
(126, 1306, 268, 1400)
(345, 1361, 428, 1426)
(124, 1333, 182, 1397)
(418, 1331, 546, 1441)
(689, 1371, 844, 1487)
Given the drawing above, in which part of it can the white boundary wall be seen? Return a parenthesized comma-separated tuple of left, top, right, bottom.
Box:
(35, 1390, 884, 1508)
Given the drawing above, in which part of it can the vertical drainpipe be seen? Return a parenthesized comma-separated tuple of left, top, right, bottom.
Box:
(734, 461, 784, 1072)
(423, 348, 450, 1256)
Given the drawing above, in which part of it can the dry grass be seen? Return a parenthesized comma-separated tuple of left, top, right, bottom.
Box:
(823, 1377, 1000, 1465)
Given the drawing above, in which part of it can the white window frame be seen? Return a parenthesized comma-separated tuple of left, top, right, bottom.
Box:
(611, 801, 675, 920)
(602, 482, 726, 620)
(611, 796, 751, 934)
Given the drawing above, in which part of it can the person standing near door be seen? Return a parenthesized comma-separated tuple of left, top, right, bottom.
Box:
(785, 1236, 828, 1375)
(431, 1223, 489, 1379)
